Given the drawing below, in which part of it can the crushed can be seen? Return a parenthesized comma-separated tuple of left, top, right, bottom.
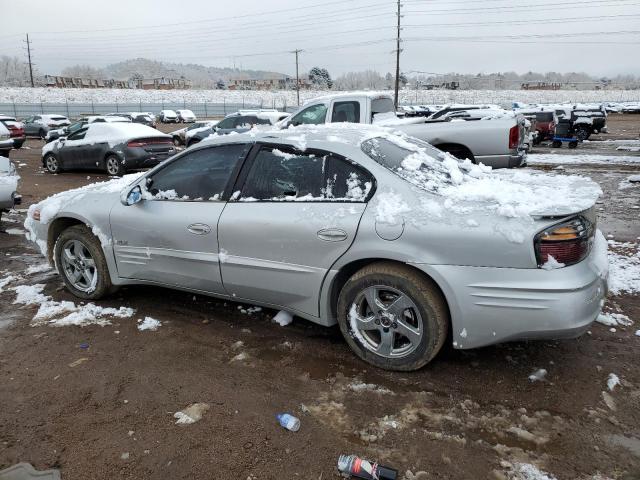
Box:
(337, 454, 398, 480)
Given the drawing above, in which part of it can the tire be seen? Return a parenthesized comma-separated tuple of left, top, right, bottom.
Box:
(172, 136, 182, 147)
(574, 126, 591, 141)
(39, 129, 46, 140)
(552, 140, 562, 148)
(14, 140, 24, 149)
(569, 141, 578, 149)
(337, 262, 449, 371)
(44, 153, 62, 174)
(105, 155, 125, 176)
(54, 225, 114, 300)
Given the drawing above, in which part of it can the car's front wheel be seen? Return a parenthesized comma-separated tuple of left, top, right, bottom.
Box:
(574, 126, 591, 141)
(54, 225, 114, 299)
(105, 155, 125, 176)
(44, 153, 61, 174)
(337, 262, 449, 371)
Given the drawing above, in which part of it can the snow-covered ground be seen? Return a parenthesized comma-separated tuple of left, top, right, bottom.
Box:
(528, 154, 640, 165)
(0, 87, 638, 107)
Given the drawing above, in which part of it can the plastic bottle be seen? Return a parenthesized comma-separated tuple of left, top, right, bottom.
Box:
(275, 413, 300, 432)
(337, 454, 398, 480)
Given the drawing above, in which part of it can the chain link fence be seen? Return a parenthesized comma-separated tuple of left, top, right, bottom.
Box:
(0, 101, 299, 120)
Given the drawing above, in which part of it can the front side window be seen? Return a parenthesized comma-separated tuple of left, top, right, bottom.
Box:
(289, 104, 328, 126)
(217, 116, 238, 129)
(67, 128, 88, 141)
(331, 101, 360, 123)
(238, 146, 373, 202)
(147, 144, 248, 201)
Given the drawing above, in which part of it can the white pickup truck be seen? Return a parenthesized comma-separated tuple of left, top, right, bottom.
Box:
(282, 92, 527, 168)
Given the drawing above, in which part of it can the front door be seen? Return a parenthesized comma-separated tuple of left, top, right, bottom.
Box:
(218, 144, 375, 317)
(109, 143, 249, 293)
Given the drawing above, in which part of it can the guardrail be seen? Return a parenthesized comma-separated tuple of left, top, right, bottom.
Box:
(0, 102, 299, 120)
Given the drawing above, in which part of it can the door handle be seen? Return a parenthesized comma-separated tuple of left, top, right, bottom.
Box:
(187, 223, 211, 235)
(317, 228, 348, 242)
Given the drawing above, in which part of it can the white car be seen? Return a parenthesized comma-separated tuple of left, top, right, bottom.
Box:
(0, 155, 20, 218)
(159, 110, 178, 123)
(176, 109, 196, 123)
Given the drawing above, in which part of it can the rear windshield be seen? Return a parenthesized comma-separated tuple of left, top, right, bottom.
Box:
(50, 116, 67, 120)
(361, 136, 462, 194)
(535, 112, 554, 122)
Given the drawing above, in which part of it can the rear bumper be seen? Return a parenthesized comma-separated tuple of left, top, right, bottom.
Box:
(413, 230, 609, 349)
(123, 147, 176, 169)
(476, 151, 527, 169)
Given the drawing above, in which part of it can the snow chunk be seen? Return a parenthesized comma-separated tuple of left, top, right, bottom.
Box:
(137, 317, 161, 331)
(174, 403, 210, 425)
(607, 241, 640, 295)
(273, 310, 293, 326)
(607, 373, 621, 392)
(528, 369, 548, 382)
(541, 255, 565, 270)
(596, 312, 633, 327)
(375, 191, 411, 224)
(348, 382, 394, 395)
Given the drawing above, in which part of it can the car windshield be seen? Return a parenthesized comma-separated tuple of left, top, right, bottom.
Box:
(361, 136, 467, 194)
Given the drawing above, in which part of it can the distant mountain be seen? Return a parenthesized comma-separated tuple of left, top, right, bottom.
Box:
(60, 58, 289, 89)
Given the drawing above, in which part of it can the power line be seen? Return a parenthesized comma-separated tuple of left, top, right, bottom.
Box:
(404, 0, 639, 14)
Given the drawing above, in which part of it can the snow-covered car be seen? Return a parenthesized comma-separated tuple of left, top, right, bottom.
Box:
(159, 110, 178, 123)
(0, 155, 20, 219)
(176, 109, 196, 123)
(106, 112, 155, 128)
(171, 121, 218, 146)
(0, 122, 13, 156)
(0, 115, 26, 149)
(23, 114, 71, 139)
(45, 116, 131, 143)
(42, 123, 176, 176)
(186, 111, 288, 147)
(25, 124, 608, 371)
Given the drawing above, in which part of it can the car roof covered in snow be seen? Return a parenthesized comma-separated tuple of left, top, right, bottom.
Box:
(85, 123, 170, 141)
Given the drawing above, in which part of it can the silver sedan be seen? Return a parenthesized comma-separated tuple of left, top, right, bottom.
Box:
(25, 125, 608, 370)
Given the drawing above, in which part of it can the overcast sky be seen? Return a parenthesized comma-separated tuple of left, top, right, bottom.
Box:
(2, 0, 639, 77)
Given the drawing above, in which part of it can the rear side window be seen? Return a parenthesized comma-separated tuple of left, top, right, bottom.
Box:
(371, 98, 395, 121)
(147, 144, 248, 201)
(331, 101, 360, 123)
(238, 147, 374, 202)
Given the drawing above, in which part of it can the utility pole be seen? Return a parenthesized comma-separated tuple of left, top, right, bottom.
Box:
(291, 49, 303, 106)
(394, 0, 402, 109)
(25, 33, 35, 87)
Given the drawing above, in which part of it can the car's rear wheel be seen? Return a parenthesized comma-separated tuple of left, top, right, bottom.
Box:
(44, 153, 61, 174)
(54, 225, 114, 300)
(552, 140, 562, 148)
(337, 262, 449, 371)
(574, 126, 591, 141)
(105, 155, 125, 176)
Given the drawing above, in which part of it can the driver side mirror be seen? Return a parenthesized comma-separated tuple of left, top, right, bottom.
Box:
(121, 185, 143, 206)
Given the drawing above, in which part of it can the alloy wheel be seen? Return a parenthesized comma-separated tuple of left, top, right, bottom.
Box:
(349, 285, 424, 358)
(60, 239, 98, 293)
(45, 155, 58, 173)
(106, 157, 120, 175)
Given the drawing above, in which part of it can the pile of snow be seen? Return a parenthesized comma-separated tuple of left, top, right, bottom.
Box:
(528, 154, 640, 165)
(528, 369, 548, 382)
(508, 463, 557, 480)
(11, 284, 134, 327)
(348, 382, 394, 395)
(137, 317, 161, 331)
(596, 312, 633, 327)
(607, 240, 640, 295)
(0, 274, 17, 293)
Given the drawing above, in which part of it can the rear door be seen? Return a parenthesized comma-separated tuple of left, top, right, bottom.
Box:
(109, 143, 249, 293)
(217, 144, 375, 317)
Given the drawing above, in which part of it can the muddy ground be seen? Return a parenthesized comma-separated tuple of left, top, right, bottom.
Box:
(0, 114, 639, 480)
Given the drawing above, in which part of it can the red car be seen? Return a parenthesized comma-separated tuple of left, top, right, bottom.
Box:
(0, 115, 26, 149)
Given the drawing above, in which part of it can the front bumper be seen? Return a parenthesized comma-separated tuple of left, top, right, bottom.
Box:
(414, 230, 609, 349)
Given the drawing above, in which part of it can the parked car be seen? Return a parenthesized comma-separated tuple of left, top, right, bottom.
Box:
(41, 123, 175, 176)
(25, 125, 607, 371)
(159, 110, 178, 123)
(282, 93, 527, 168)
(0, 115, 26, 149)
(0, 155, 20, 220)
(0, 122, 13, 156)
(176, 109, 196, 123)
(23, 115, 71, 139)
(171, 121, 218, 146)
(45, 116, 131, 143)
(552, 105, 607, 141)
(186, 111, 289, 147)
(106, 112, 156, 128)
(516, 110, 557, 144)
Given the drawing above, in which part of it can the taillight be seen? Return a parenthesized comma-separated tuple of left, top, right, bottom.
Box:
(508, 125, 519, 149)
(128, 140, 145, 147)
(535, 217, 593, 268)
(128, 138, 172, 147)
